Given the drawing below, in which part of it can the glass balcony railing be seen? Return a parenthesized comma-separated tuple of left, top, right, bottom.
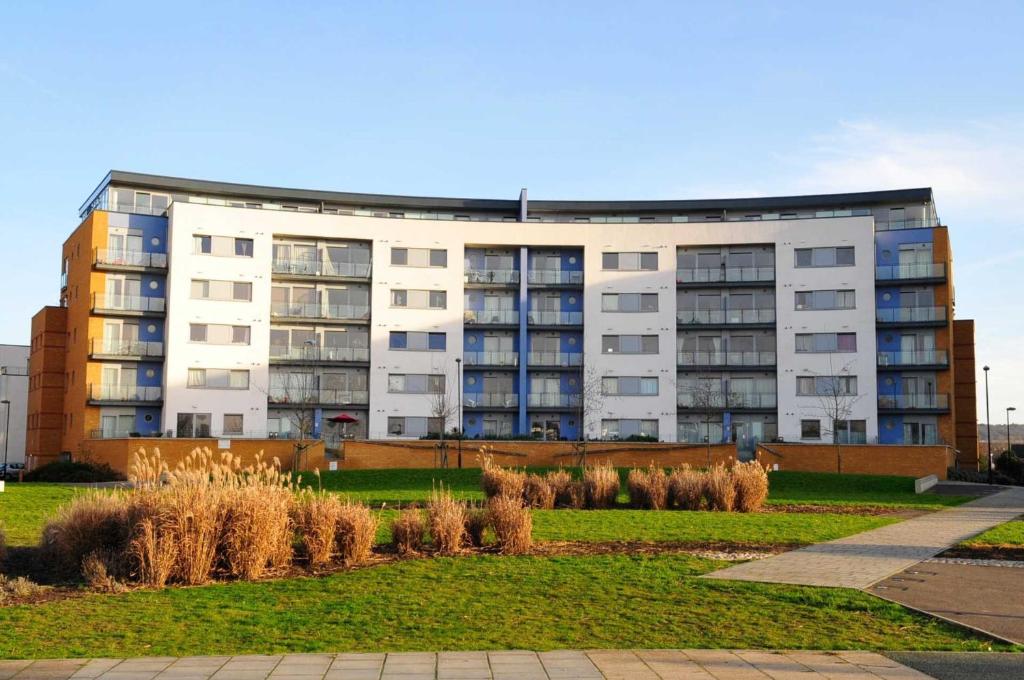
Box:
(675, 267, 774, 284)
(270, 302, 370, 321)
(89, 384, 162, 401)
(676, 351, 776, 367)
(465, 393, 519, 408)
(92, 294, 166, 314)
(464, 309, 519, 325)
(676, 309, 775, 325)
(462, 351, 519, 367)
(94, 249, 167, 268)
(874, 217, 940, 232)
(677, 392, 777, 409)
(465, 269, 520, 284)
(267, 388, 369, 405)
(90, 339, 164, 357)
(875, 263, 946, 280)
(271, 259, 371, 278)
(877, 350, 949, 367)
(878, 393, 950, 410)
(269, 345, 369, 362)
(527, 393, 582, 408)
(527, 270, 583, 285)
(875, 306, 947, 323)
(527, 351, 583, 367)
(527, 310, 584, 325)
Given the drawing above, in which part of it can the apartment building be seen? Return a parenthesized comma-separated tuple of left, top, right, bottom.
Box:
(25, 171, 977, 463)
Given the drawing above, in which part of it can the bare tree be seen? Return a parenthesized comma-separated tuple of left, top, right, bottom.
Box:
(427, 361, 460, 468)
(685, 375, 727, 466)
(572, 355, 605, 467)
(263, 368, 319, 471)
(808, 357, 863, 473)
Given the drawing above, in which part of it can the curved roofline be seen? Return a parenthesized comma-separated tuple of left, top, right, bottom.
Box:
(84, 170, 933, 216)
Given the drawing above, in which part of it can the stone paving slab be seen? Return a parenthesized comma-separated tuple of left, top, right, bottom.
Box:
(0, 651, 956, 679)
(702, 486, 1024, 589)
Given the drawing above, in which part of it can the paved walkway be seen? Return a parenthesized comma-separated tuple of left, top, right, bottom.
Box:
(703, 485, 1024, 589)
(0, 651, 949, 680)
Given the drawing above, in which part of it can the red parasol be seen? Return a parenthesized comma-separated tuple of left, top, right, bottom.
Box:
(327, 414, 359, 423)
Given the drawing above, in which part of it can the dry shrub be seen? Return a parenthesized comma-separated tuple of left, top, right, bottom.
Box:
(41, 492, 131, 576)
(544, 469, 575, 507)
(164, 484, 225, 585)
(488, 494, 532, 555)
(464, 504, 490, 547)
(221, 487, 294, 580)
(704, 463, 736, 511)
(0, 574, 44, 600)
(480, 454, 526, 499)
(732, 461, 770, 512)
(336, 502, 377, 566)
(428, 487, 467, 555)
(128, 516, 177, 588)
(522, 474, 555, 509)
(81, 551, 124, 592)
(668, 465, 705, 511)
(583, 464, 620, 509)
(294, 491, 343, 568)
(627, 466, 669, 510)
(392, 508, 425, 555)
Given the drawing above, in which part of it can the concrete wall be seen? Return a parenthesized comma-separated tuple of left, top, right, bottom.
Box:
(756, 442, 956, 479)
(0, 345, 29, 464)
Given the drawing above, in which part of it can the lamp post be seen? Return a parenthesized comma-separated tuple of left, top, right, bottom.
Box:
(1007, 406, 1016, 458)
(983, 366, 992, 484)
(1, 399, 10, 491)
(455, 357, 463, 469)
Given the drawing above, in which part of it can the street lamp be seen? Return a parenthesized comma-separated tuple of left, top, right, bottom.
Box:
(1007, 406, 1017, 458)
(455, 357, 463, 469)
(983, 366, 992, 484)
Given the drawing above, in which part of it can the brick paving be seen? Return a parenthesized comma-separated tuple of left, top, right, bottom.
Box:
(702, 486, 1024, 589)
(0, 651, 947, 680)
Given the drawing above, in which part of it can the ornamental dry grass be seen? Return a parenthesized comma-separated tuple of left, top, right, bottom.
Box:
(428, 487, 467, 555)
(583, 464, 620, 509)
(627, 465, 669, 510)
(488, 494, 532, 555)
(336, 502, 378, 566)
(668, 465, 705, 511)
(544, 469, 579, 508)
(732, 460, 770, 512)
(464, 504, 490, 547)
(480, 453, 526, 499)
(392, 508, 425, 555)
(294, 491, 343, 568)
(704, 463, 736, 512)
(522, 474, 555, 509)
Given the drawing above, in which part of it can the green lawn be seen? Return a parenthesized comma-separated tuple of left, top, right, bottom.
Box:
(959, 519, 1024, 548)
(0, 484, 80, 547)
(0, 554, 1006, 659)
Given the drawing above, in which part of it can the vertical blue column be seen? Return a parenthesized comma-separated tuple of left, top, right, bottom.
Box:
(518, 246, 529, 435)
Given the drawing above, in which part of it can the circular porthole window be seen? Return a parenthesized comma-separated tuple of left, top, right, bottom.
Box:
(568, 337, 577, 345)
(150, 237, 160, 247)
(884, 334, 894, 343)
(568, 377, 578, 387)
(885, 377, 895, 386)
(568, 256, 577, 264)
(148, 280, 159, 290)
(145, 369, 156, 378)
(466, 376, 477, 385)
(882, 249, 892, 260)
(467, 336, 477, 345)
(886, 420, 895, 429)
(882, 292, 892, 301)
(144, 414, 154, 423)
(568, 296, 577, 305)
(147, 324, 157, 334)
(468, 417, 476, 426)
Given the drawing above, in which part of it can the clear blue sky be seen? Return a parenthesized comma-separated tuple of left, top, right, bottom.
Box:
(1, 1, 1021, 422)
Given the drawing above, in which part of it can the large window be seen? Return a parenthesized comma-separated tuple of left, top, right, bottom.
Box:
(223, 414, 244, 435)
(835, 419, 868, 444)
(601, 419, 659, 440)
(389, 331, 446, 351)
(387, 374, 445, 394)
(190, 279, 252, 302)
(794, 247, 855, 268)
(601, 293, 658, 312)
(390, 289, 447, 309)
(388, 416, 443, 437)
(800, 419, 821, 439)
(601, 376, 659, 396)
(602, 335, 659, 354)
(193, 235, 254, 258)
(391, 247, 447, 268)
(602, 252, 658, 271)
(176, 412, 211, 437)
(796, 375, 858, 396)
(794, 290, 855, 310)
(795, 332, 857, 353)
(189, 323, 251, 345)
(187, 368, 250, 390)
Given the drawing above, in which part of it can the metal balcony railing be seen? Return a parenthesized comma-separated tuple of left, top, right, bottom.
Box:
(527, 310, 583, 325)
(527, 351, 583, 367)
(878, 393, 950, 410)
(92, 294, 166, 314)
(675, 267, 774, 284)
(677, 392, 777, 409)
(90, 338, 164, 357)
(875, 306, 947, 323)
(465, 269, 520, 284)
(462, 351, 519, 367)
(527, 270, 583, 285)
(463, 309, 519, 325)
(875, 263, 946, 280)
(89, 384, 162, 401)
(271, 259, 371, 278)
(676, 351, 776, 367)
(877, 350, 949, 367)
(94, 249, 167, 268)
(267, 389, 369, 405)
(270, 302, 370, 321)
(676, 309, 775, 325)
(465, 393, 519, 408)
(269, 345, 370, 362)
(527, 393, 581, 408)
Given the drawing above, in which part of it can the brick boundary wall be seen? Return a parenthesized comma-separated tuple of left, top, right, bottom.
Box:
(77, 437, 326, 475)
(755, 442, 956, 479)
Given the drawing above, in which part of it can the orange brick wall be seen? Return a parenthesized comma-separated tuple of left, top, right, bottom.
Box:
(932, 227, 956, 447)
(26, 306, 68, 467)
(78, 437, 326, 475)
(756, 443, 956, 479)
(953, 319, 979, 467)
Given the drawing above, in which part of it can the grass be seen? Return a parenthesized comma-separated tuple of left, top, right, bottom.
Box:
(0, 484, 80, 547)
(0, 554, 1007, 659)
(958, 519, 1024, 548)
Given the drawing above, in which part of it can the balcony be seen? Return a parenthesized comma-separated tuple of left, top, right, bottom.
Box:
(676, 267, 774, 285)
(465, 269, 520, 285)
(676, 351, 776, 368)
(676, 309, 776, 326)
(465, 393, 519, 408)
(271, 259, 371, 279)
(875, 263, 946, 282)
(88, 384, 162, 403)
(91, 294, 165, 316)
(463, 351, 519, 367)
(677, 392, 777, 409)
(90, 338, 164, 359)
(527, 310, 583, 326)
(875, 217, 940, 232)
(877, 350, 949, 368)
(270, 345, 370, 363)
(878, 393, 950, 411)
(268, 388, 369, 406)
(464, 309, 519, 326)
(875, 306, 947, 325)
(94, 249, 167, 270)
(270, 302, 370, 323)
(527, 393, 581, 408)
(527, 351, 583, 367)
(527, 270, 583, 286)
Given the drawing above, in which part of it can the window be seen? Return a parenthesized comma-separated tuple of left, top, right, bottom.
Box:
(193, 235, 254, 257)
(601, 376, 659, 396)
(387, 416, 442, 437)
(194, 235, 211, 254)
(234, 238, 253, 257)
(223, 414, 244, 435)
(601, 419, 659, 440)
(602, 252, 658, 271)
(390, 289, 447, 309)
(187, 368, 250, 389)
(794, 247, 855, 268)
(391, 247, 447, 268)
(387, 374, 445, 394)
(800, 419, 821, 439)
(389, 331, 446, 351)
(190, 324, 251, 345)
(795, 332, 857, 353)
(176, 412, 211, 438)
(190, 279, 252, 302)
(796, 376, 858, 396)
(601, 293, 659, 312)
(190, 323, 208, 342)
(602, 335, 659, 354)
(794, 290, 855, 310)
(835, 419, 867, 444)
